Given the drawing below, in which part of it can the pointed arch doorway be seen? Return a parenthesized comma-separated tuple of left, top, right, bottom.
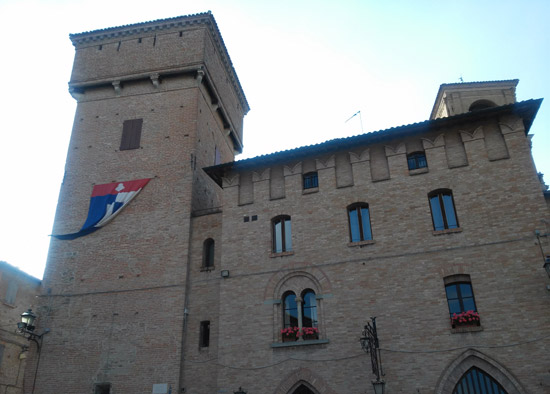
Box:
(453, 366, 508, 394)
(290, 384, 316, 394)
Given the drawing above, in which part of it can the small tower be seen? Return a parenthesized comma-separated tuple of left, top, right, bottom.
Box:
(430, 79, 518, 119)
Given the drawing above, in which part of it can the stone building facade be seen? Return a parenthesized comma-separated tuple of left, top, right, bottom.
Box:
(0, 261, 41, 394)
(27, 12, 549, 394)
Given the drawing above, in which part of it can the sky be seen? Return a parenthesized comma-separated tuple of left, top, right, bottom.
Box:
(0, 0, 548, 279)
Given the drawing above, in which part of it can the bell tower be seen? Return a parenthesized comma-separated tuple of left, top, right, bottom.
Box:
(34, 13, 248, 394)
(430, 79, 518, 119)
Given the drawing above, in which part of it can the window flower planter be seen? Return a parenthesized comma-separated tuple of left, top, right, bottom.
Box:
(280, 327, 320, 342)
(451, 310, 480, 328)
(302, 327, 319, 340)
(281, 326, 300, 342)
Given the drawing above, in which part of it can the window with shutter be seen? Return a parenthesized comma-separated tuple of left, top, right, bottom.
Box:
(120, 119, 143, 150)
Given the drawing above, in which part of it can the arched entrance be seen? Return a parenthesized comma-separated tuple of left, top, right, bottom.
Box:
(435, 349, 527, 394)
(453, 366, 507, 394)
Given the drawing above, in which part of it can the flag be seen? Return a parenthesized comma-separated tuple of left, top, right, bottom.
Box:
(53, 178, 151, 240)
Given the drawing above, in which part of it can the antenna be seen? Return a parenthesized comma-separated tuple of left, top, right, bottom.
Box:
(345, 110, 364, 133)
(459, 75, 464, 83)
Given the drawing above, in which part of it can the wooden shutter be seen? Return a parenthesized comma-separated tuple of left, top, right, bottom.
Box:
(120, 118, 143, 150)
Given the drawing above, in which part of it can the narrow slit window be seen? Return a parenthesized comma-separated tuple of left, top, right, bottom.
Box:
(200, 321, 210, 347)
(202, 239, 215, 269)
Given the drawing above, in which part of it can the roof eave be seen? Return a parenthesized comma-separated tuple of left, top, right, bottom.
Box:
(205, 98, 542, 187)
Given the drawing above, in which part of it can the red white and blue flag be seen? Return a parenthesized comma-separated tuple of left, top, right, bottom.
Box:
(53, 178, 151, 240)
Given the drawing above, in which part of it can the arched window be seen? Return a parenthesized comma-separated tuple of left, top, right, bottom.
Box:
(407, 151, 428, 170)
(301, 290, 318, 328)
(283, 291, 298, 328)
(347, 203, 372, 242)
(281, 290, 319, 341)
(272, 215, 292, 253)
(428, 189, 459, 231)
(453, 366, 508, 394)
(202, 238, 215, 269)
(469, 99, 497, 112)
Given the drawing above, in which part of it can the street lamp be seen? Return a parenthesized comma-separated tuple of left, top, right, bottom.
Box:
(18, 309, 37, 331)
(543, 256, 550, 278)
(360, 317, 385, 394)
(16, 309, 49, 350)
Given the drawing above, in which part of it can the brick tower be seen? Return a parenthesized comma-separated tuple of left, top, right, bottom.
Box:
(32, 13, 248, 394)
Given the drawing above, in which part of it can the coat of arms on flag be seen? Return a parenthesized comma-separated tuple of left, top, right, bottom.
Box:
(53, 178, 151, 240)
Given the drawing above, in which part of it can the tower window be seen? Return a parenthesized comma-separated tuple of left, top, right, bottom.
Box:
(468, 99, 497, 112)
(200, 321, 210, 347)
(120, 118, 143, 151)
(202, 239, 215, 269)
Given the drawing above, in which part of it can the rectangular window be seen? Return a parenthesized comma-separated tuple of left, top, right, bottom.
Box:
(120, 118, 143, 150)
(348, 203, 372, 242)
(200, 321, 210, 347)
(407, 152, 428, 170)
(429, 190, 459, 231)
(272, 216, 292, 253)
(0, 344, 4, 367)
(5, 282, 18, 304)
(303, 172, 318, 189)
(444, 276, 480, 328)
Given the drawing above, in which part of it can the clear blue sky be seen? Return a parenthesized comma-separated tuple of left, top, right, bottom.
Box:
(0, 0, 548, 278)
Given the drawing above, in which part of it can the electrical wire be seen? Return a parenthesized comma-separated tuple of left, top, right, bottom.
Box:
(181, 332, 550, 371)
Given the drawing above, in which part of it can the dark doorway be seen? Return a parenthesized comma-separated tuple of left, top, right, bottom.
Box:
(292, 384, 315, 394)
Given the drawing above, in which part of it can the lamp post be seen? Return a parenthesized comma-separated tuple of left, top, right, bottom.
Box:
(360, 317, 385, 394)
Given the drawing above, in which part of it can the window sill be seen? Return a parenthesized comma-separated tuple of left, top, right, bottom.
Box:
(200, 266, 215, 272)
(270, 251, 294, 258)
(302, 187, 318, 195)
(348, 239, 375, 247)
(408, 167, 429, 176)
(432, 228, 462, 236)
(271, 339, 329, 348)
(451, 325, 483, 334)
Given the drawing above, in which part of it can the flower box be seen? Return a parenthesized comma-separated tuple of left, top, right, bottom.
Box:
(280, 326, 320, 342)
(281, 326, 300, 342)
(451, 310, 480, 328)
(301, 327, 319, 340)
